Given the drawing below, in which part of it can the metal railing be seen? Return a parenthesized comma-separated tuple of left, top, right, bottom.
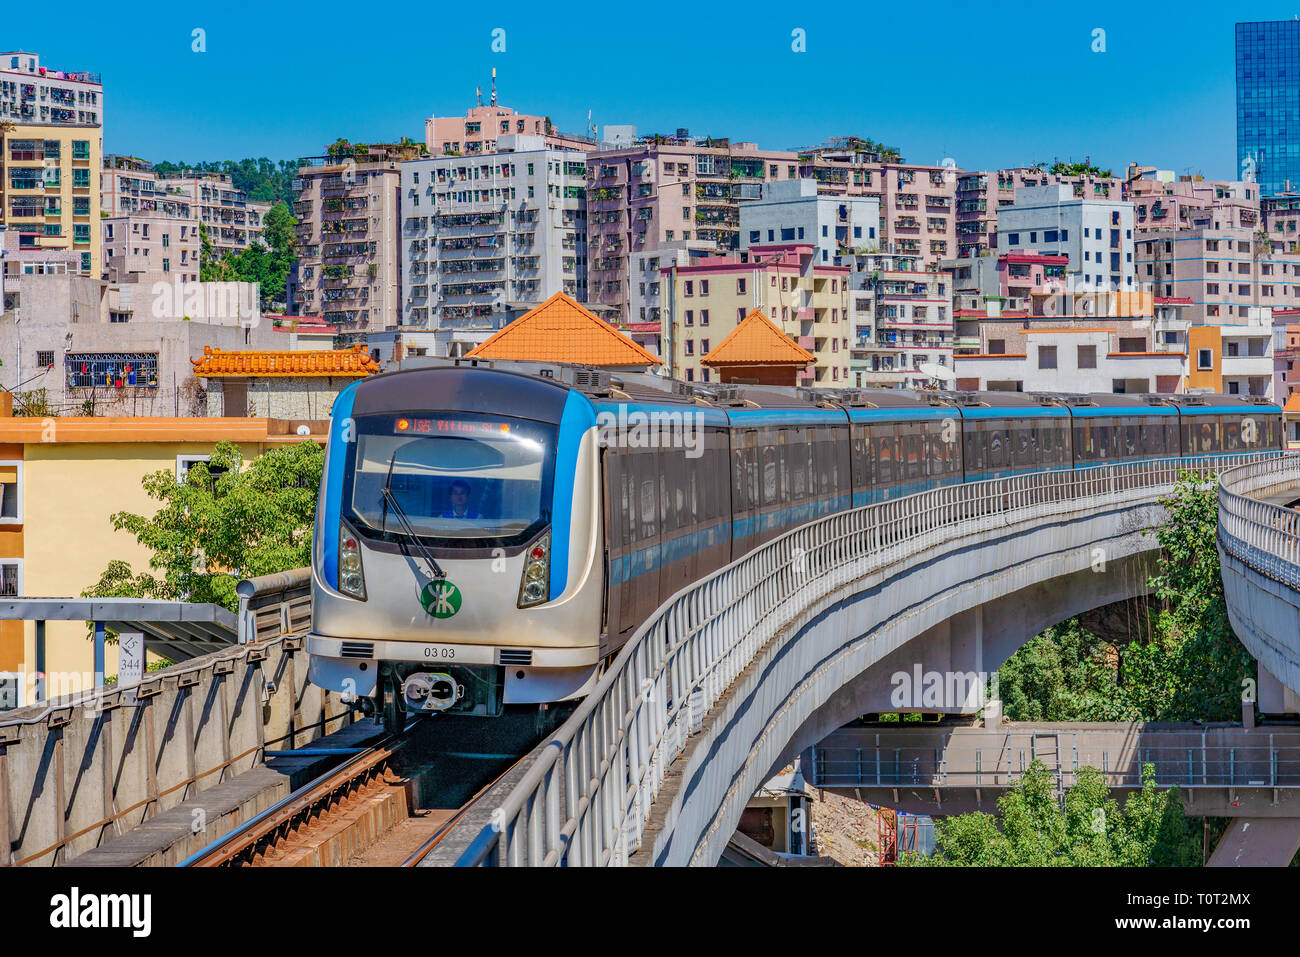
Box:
(1218, 456, 1300, 590)
(811, 739, 1300, 790)
(457, 451, 1293, 866)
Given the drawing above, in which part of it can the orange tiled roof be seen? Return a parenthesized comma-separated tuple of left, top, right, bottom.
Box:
(465, 292, 661, 368)
(191, 344, 380, 378)
(701, 309, 816, 367)
(1285, 393, 1300, 414)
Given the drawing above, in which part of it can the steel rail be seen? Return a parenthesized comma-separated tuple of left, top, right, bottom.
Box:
(178, 731, 405, 867)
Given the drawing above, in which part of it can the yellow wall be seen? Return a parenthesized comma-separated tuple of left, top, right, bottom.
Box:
(19, 441, 260, 693)
(2, 125, 103, 277)
(1188, 325, 1222, 392)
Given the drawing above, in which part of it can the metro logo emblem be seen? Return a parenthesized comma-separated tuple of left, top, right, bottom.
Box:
(420, 580, 462, 619)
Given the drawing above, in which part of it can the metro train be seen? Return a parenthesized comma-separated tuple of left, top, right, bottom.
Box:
(305, 361, 1283, 730)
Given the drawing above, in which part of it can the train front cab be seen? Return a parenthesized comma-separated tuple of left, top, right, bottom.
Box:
(306, 367, 605, 727)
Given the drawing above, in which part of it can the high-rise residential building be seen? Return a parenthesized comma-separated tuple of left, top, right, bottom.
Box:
(659, 243, 850, 386)
(846, 253, 953, 389)
(1236, 19, 1300, 197)
(292, 143, 409, 332)
(424, 72, 593, 156)
(996, 184, 1136, 291)
(584, 135, 801, 324)
(399, 135, 589, 356)
(0, 51, 103, 277)
(955, 167, 1125, 259)
(794, 142, 959, 270)
(101, 155, 193, 219)
(1135, 227, 1300, 325)
(160, 171, 271, 255)
(739, 179, 880, 266)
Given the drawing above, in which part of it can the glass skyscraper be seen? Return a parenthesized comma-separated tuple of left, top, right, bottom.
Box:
(1237, 20, 1300, 197)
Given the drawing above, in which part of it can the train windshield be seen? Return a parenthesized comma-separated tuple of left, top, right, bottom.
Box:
(345, 412, 557, 546)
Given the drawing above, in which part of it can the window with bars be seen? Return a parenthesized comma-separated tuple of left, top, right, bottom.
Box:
(0, 564, 18, 597)
(66, 353, 159, 389)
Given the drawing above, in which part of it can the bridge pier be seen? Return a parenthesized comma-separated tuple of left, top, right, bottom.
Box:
(1208, 818, 1300, 867)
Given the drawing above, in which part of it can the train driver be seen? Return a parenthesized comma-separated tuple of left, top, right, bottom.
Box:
(440, 479, 482, 519)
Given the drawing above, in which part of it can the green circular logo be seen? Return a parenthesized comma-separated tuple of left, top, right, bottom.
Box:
(420, 579, 462, 619)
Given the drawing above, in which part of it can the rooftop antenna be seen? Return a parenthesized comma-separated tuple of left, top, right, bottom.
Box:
(490, 67, 497, 107)
(476, 85, 482, 107)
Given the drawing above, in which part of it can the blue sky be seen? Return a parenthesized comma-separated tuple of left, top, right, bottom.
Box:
(8, 2, 1293, 176)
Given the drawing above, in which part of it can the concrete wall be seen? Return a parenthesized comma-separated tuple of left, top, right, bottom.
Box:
(0, 633, 353, 865)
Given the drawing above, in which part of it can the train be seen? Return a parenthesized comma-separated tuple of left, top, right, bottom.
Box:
(305, 360, 1283, 730)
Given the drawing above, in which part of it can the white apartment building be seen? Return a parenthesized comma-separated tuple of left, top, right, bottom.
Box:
(997, 184, 1136, 291)
(160, 172, 271, 254)
(846, 254, 953, 388)
(955, 327, 1186, 394)
(399, 135, 588, 355)
(101, 155, 193, 219)
(740, 179, 880, 266)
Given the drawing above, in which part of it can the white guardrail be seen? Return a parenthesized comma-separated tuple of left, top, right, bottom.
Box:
(1217, 456, 1300, 591)
(457, 452, 1296, 866)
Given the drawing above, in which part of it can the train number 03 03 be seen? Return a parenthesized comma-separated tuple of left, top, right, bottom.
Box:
(422, 646, 455, 659)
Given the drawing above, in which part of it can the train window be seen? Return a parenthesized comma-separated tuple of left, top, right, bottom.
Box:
(873, 429, 893, 485)
(1224, 418, 1242, 451)
(1124, 423, 1139, 458)
(964, 425, 982, 474)
(1187, 418, 1218, 453)
(732, 447, 748, 512)
(1165, 422, 1179, 457)
(988, 422, 1006, 470)
(761, 441, 778, 505)
(639, 476, 657, 538)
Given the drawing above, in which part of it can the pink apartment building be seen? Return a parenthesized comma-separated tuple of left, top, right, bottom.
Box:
(797, 143, 957, 269)
(424, 77, 591, 156)
(1128, 177, 1259, 235)
(584, 137, 801, 324)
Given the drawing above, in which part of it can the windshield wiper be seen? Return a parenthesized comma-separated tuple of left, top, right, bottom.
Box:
(380, 454, 446, 580)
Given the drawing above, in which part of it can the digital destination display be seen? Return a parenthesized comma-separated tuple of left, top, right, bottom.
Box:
(394, 417, 511, 435)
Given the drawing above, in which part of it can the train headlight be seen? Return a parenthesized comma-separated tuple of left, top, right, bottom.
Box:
(518, 529, 551, 608)
(338, 523, 367, 600)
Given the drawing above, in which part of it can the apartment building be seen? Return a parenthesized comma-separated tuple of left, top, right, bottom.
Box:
(424, 74, 592, 156)
(996, 184, 1136, 291)
(739, 179, 879, 266)
(1261, 193, 1300, 254)
(101, 154, 193, 219)
(101, 215, 200, 285)
(1188, 316, 1276, 397)
(660, 244, 849, 385)
(955, 167, 1125, 259)
(584, 135, 800, 324)
(292, 144, 407, 332)
(0, 52, 103, 277)
(1136, 227, 1300, 324)
(794, 143, 958, 270)
(1128, 175, 1259, 235)
(399, 136, 589, 355)
(627, 239, 713, 354)
(845, 254, 953, 389)
(161, 171, 270, 255)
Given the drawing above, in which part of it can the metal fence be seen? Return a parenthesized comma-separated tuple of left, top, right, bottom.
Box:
(457, 451, 1293, 866)
(811, 738, 1300, 790)
(1218, 456, 1300, 590)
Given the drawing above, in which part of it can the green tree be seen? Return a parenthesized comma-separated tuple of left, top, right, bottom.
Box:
(81, 440, 323, 613)
(995, 474, 1254, 724)
(904, 762, 1198, 866)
